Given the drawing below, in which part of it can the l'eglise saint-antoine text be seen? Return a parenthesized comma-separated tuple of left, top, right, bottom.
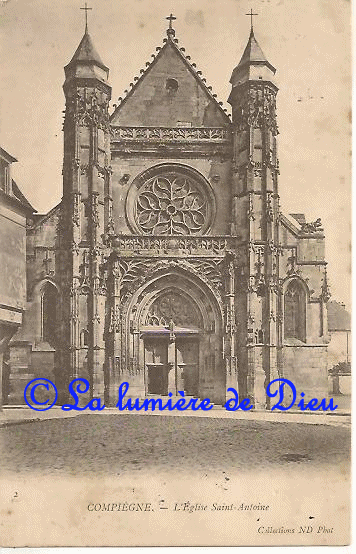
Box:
(87, 501, 269, 513)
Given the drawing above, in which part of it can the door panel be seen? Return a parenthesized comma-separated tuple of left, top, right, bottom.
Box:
(176, 339, 199, 396)
(145, 338, 169, 395)
(144, 336, 199, 396)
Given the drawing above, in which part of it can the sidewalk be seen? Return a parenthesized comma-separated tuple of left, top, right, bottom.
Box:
(0, 404, 351, 428)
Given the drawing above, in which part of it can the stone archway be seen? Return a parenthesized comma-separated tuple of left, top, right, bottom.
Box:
(121, 268, 225, 403)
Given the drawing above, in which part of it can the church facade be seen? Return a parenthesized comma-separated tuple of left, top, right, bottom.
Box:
(7, 18, 331, 408)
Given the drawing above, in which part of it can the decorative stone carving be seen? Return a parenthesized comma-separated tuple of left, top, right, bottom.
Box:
(233, 83, 278, 135)
(225, 305, 236, 335)
(186, 259, 225, 293)
(109, 305, 121, 333)
(110, 234, 233, 256)
(266, 192, 273, 222)
(71, 192, 81, 226)
(135, 173, 210, 235)
(90, 192, 100, 228)
(145, 291, 202, 329)
(247, 193, 255, 221)
(300, 218, 323, 234)
(321, 268, 331, 302)
(111, 126, 231, 142)
(65, 89, 110, 130)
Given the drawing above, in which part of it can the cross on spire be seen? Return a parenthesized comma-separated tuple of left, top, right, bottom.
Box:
(166, 13, 176, 29)
(81, 2, 92, 32)
(245, 8, 258, 31)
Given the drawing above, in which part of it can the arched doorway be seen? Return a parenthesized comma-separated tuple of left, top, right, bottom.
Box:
(142, 288, 202, 396)
(124, 268, 224, 401)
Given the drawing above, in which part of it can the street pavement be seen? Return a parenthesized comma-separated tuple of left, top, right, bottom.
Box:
(0, 412, 350, 477)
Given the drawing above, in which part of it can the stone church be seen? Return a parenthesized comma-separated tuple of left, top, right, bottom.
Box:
(6, 16, 331, 409)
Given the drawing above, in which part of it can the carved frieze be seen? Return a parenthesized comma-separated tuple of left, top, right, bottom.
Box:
(111, 126, 231, 143)
(109, 234, 236, 257)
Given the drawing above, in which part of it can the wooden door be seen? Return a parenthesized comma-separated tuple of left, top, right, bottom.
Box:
(175, 338, 199, 396)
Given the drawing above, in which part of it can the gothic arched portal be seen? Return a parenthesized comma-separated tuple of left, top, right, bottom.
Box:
(110, 267, 225, 403)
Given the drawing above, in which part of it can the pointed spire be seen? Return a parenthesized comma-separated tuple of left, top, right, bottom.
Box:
(230, 27, 276, 87)
(237, 28, 272, 70)
(65, 4, 108, 73)
(68, 30, 108, 71)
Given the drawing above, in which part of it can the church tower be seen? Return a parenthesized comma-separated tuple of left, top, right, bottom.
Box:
(57, 17, 112, 400)
(228, 21, 280, 408)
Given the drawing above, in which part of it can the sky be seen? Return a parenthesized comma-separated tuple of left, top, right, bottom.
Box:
(0, 0, 351, 309)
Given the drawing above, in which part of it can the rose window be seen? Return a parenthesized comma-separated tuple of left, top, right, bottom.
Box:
(133, 170, 213, 235)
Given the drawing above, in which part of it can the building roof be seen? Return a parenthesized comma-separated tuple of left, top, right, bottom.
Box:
(0, 144, 36, 214)
(11, 180, 36, 211)
(229, 28, 276, 88)
(30, 202, 61, 229)
(0, 146, 17, 164)
(236, 29, 274, 72)
(110, 22, 231, 124)
(66, 30, 108, 71)
(327, 301, 351, 332)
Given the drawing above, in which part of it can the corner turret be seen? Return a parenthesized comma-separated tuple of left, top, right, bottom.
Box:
(64, 29, 110, 91)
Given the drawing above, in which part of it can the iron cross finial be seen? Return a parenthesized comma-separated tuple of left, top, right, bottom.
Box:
(245, 8, 258, 31)
(166, 13, 176, 30)
(80, 2, 93, 32)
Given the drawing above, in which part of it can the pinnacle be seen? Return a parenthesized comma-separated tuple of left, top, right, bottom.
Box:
(238, 28, 270, 69)
(229, 28, 276, 86)
(68, 30, 108, 71)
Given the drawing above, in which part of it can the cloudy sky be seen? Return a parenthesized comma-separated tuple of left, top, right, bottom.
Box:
(0, 0, 351, 308)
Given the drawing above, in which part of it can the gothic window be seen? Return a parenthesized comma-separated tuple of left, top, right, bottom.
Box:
(41, 282, 57, 347)
(130, 166, 215, 236)
(80, 329, 89, 347)
(284, 280, 306, 342)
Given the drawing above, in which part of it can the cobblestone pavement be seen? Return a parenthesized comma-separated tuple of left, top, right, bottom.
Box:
(0, 414, 350, 477)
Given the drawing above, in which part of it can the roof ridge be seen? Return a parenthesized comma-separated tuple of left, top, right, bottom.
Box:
(110, 33, 231, 123)
(30, 202, 62, 229)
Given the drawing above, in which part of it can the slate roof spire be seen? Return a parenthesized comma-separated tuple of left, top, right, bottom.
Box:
(67, 29, 108, 72)
(230, 25, 276, 87)
(64, 5, 109, 88)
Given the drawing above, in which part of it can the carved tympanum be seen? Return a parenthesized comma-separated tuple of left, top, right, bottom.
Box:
(145, 291, 202, 328)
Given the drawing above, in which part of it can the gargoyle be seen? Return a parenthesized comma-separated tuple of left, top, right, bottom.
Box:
(300, 218, 323, 233)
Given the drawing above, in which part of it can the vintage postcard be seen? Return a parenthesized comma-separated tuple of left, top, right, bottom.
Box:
(0, 0, 351, 547)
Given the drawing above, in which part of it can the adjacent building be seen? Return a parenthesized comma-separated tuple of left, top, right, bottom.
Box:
(0, 147, 34, 406)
